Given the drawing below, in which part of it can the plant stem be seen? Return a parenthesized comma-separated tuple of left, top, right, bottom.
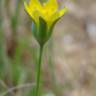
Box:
(35, 45, 44, 96)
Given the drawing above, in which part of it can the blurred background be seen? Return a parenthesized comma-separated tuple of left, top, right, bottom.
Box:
(0, 0, 96, 96)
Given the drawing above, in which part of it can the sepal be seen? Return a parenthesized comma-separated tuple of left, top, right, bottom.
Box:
(32, 17, 48, 46)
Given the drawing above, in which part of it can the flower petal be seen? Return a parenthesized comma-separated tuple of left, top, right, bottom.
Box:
(29, 0, 43, 10)
(24, 1, 39, 23)
(47, 7, 68, 28)
(45, 0, 58, 11)
(59, 7, 68, 17)
(24, 2, 33, 17)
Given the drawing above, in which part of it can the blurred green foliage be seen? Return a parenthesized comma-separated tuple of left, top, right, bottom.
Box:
(0, 0, 62, 96)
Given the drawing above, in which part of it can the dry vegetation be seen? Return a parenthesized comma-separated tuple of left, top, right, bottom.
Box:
(0, 0, 96, 96)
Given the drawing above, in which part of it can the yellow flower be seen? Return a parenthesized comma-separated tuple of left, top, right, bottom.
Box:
(24, 0, 68, 45)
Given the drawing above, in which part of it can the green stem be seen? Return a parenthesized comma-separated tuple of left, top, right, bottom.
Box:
(35, 45, 44, 96)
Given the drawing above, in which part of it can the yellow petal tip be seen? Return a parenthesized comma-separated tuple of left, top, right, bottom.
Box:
(59, 7, 68, 17)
